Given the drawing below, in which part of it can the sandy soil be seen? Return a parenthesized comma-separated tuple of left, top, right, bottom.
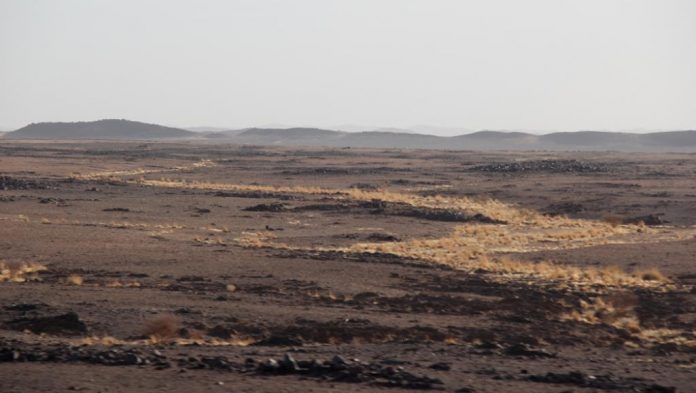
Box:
(1, 141, 695, 392)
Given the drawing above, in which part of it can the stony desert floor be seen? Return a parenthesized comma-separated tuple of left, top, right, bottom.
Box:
(1, 141, 695, 392)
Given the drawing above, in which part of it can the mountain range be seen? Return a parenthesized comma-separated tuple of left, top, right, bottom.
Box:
(4, 119, 696, 151)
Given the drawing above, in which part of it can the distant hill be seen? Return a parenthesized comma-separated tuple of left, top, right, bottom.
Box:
(3, 119, 695, 151)
(208, 128, 696, 151)
(5, 119, 195, 140)
(228, 128, 347, 145)
(185, 126, 236, 133)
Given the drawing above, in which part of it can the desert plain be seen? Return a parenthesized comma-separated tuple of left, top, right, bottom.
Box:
(1, 141, 695, 392)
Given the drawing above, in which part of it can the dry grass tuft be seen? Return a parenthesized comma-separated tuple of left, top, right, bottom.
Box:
(0, 261, 47, 283)
(635, 268, 667, 282)
(143, 314, 181, 342)
(562, 292, 641, 333)
(67, 275, 84, 286)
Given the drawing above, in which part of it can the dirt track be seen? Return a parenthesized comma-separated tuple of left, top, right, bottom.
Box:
(1, 142, 695, 392)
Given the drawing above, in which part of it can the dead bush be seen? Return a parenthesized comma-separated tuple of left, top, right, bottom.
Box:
(635, 268, 667, 282)
(143, 314, 181, 341)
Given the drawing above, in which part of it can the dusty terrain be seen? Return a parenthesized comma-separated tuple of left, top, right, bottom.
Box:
(1, 141, 695, 392)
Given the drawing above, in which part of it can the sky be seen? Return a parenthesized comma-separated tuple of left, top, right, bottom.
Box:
(1, 0, 695, 135)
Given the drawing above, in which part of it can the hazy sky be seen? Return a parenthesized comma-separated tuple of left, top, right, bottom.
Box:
(1, 0, 695, 134)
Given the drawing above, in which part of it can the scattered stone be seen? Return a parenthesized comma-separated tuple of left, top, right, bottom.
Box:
(430, 362, 451, 371)
(5, 303, 44, 312)
(243, 203, 287, 212)
(256, 354, 444, 390)
(366, 232, 401, 242)
(529, 371, 675, 392)
(504, 343, 555, 358)
(623, 214, 668, 226)
(471, 160, 609, 174)
(0, 176, 50, 190)
(39, 197, 64, 204)
(211, 190, 298, 200)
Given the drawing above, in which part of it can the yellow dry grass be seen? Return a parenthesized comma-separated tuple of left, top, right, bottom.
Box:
(0, 261, 47, 283)
(235, 228, 673, 288)
(561, 294, 696, 347)
(561, 293, 641, 333)
(72, 159, 215, 181)
(66, 275, 84, 286)
(60, 165, 695, 288)
(134, 177, 535, 223)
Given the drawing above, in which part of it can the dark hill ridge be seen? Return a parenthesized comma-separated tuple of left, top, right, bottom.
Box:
(5, 119, 195, 140)
(3, 120, 695, 151)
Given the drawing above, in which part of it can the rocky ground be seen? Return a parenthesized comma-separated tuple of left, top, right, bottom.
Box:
(1, 142, 695, 392)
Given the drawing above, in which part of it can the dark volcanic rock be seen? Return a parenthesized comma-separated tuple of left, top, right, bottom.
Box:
(292, 200, 505, 224)
(623, 214, 668, 226)
(243, 203, 288, 212)
(212, 190, 299, 200)
(6, 312, 87, 336)
(471, 160, 609, 174)
(366, 232, 401, 242)
(529, 371, 675, 392)
(504, 343, 555, 358)
(544, 202, 585, 216)
(0, 176, 50, 190)
(256, 353, 444, 390)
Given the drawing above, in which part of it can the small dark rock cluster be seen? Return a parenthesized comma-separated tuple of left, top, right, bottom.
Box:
(241, 199, 505, 224)
(1, 342, 444, 390)
(529, 371, 676, 393)
(544, 202, 585, 216)
(470, 160, 609, 174)
(503, 343, 555, 358)
(0, 345, 168, 368)
(103, 207, 130, 212)
(253, 354, 444, 390)
(366, 232, 401, 242)
(623, 214, 668, 226)
(243, 202, 288, 212)
(5, 312, 87, 336)
(212, 190, 298, 200)
(0, 176, 50, 190)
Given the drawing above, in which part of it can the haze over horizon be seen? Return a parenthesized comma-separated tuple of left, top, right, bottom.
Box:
(1, 0, 695, 135)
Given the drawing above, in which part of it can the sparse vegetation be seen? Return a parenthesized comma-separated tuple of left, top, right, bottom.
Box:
(635, 268, 667, 282)
(142, 314, 181, 342)
(4, 146, 696, 392)
(561, 293, 641, 333)
(0, 261, 47, 282)
(67, 275, 84, 285)
(236, 228, 672, 288)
